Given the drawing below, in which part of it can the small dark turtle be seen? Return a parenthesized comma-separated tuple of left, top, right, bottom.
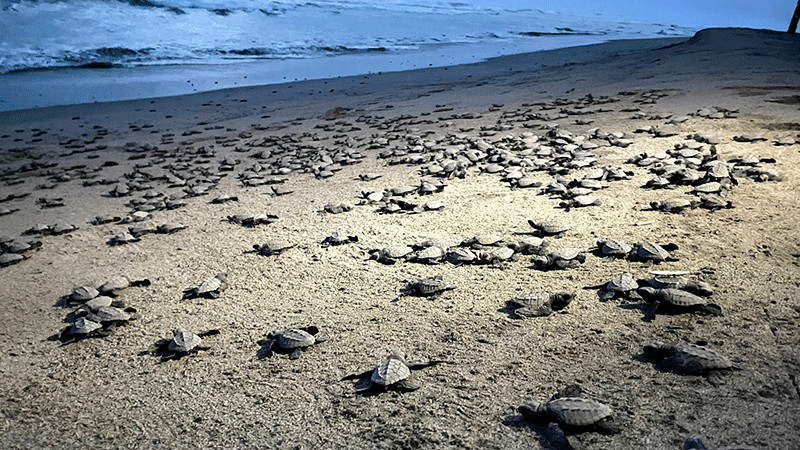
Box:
(321, 232, 359, 248)
(446, 247, 477, 265)
(637, 287, 722, 317)
(183, 272, 227, 299)
(519, 387, 619, 435)
(642, 340, 739, 386)
(528, 219, 571, 237)
(153, 328, 219, 360)
(460, 234, 504, 250)
(698, 194, 733, 211)
(595, 239, 633, 259)
(341, 351, 442, 394)
(92, 214, 122, 225)
(401, 276, 455, 298)
(412, 245, 447, 264)
(71, 285, 99, 303)
(128, 224, 157, 238)
(51, 223, 78, 235)
(597, 272, 639, 301)
(2, 240, 41, 254)
(108, 232, 140, 246)
(253, 239, 294, 256)
(475, 246, 515, 265)
(323, 202, 353, 214)
(509, 236, 549, 255)
(266, 326, 327, 359)
(532, 248, 586, 270)
(211, 193, 238, 204)
(99, 275, 151, 296)
(559, 195, 601, 210)
(645, 274, 713, 297)
(369, 245, 413, 264)
(630, 242, 678, 265)
(650, 198, 699, 214)
(157, 222, 186, 234)
(0, 253, 27, 267)
(507, 291, 574, 318)
(59, 305, 136, 344)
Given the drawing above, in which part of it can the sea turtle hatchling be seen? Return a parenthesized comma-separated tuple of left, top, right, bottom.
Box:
(108, 232, 140, 246)
(401, 276, 455, 298)
(645, 274, 713, 297)
(642, 340, 739, 386)
(265, 326, 327, 359)
(594, 239, 633, 259)
(341, 351, 443, 394)
(519, 386, 620, 435)
(412, 245, 447, 264)
(321, 232, 359, 248)
(528, 219, 572, 237)
(630, 242, 678, 265)
(253, 239, 294, 256)
(637, 287, 722, 318)
(183, 272, 227, 299)
(650, 198, 699, 214)
(369, 245, 413, 264)
(532, 248, 586, 270)
(99, 275, 151, 296)
(596, 272, 640, 301)
(507, 291, 574, 318)
(0, 253, 27, 268)
(153, 329, 219, 360)
(59, 304, 136, 344)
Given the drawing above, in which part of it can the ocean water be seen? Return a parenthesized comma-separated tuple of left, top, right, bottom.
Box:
(0, 0, 697, 74)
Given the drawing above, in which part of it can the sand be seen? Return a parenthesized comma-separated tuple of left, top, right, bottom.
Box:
(1, 28, 799, 449)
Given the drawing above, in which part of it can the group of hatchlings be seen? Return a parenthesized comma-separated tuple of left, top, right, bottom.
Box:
(53, 214, 740, 446)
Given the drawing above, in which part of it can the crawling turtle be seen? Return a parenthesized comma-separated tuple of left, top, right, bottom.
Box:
(637, 287, 722, 318)
(183, 272, 227, 299)
(401, 276, 455, 298)
(559, 195, 601, 210)
(70, 285, 99, 303)
(369, 245, 413, 264)
(595, 239, 633, 259)
(99, 275, 151, 296)
(630, 242, 678, 265)
(108, 232, 140, 246)
(0, 253, 27, 267)
(475, 246, 515, 265)
(412, 245, 447, 264)
(92, 214, 121, 225)
(519, 385, 620, 435)
(2, 239, 42, 254)
(253, 239, 294, 256)
(461, 234, 504, 250)
(342, 351, 442, 394)
(157, 222, 186, 234)
(507, 291, 574, 318)
(642, 340, 739, 386)
(509, 236, 549, 255)
(597, 272, 639, 301)
(446, 247, 477, 265)
(265, 326, 327, 359)
(321, 232, 359, 248)
(153, 329, 219, 360)
(532, 248, 586, 270)
(227, 213, 279, 227)
(528, 219, 571, 237)
(645, 274, 713, 297)
(650, 198, 699, 214)
(59, 303, 136, 344)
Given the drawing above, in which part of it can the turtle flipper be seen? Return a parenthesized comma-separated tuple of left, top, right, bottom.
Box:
(353, 378, 375, 393)
(289, 348, 303, 360)
(541, 422, 574, 450)
(396, 378, 421, 391)
(706, 370, 726, 387)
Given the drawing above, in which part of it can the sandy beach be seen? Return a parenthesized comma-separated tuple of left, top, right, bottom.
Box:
(1, 27, 800, 449)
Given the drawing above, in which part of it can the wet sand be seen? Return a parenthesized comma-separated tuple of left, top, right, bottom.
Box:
(1, 28, 800, 449)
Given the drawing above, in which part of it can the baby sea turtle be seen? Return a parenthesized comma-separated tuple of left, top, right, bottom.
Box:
(99, 275, 151, 296)
(507, 291, 574, 318)
(519, 385, 620, 435)
(253, 239, 294, 256)
(595, 239, 633, 259)
(637, 287, 722, 318)
(341, 351, 442, 394)
(323, 202, 353, 214)
(70, 285, 99, 303)
(631, 242, 678, 265)
(265, 326, 327, 359)
(642, 340, 739, 386)
(645, 274, 713, 297)
(401, 276, 455, 298)
(321, 232, 359, 248)
(59, 304, 136, 344)
(509, 236, 549, 255)
(461, 234, 504, 250)
(412, 245, 447, 264)
(108, 232, 140, 246)
(92, 214, 122, 225)
(532, 248, 586, 270)
(0, 253, 27, 267)
(157, 222, 186, 234)
(597, 272, 639, 301)
(475, 246, 515, 265)
(559, 195, 601, 210)
(183, 272, 227, 299)
(369, 245, 413, 264)
(446, 247, 477, 265)
(528, 219, 571, 237)
(153, 329, 219, 360)
(650, 198, 699, 214)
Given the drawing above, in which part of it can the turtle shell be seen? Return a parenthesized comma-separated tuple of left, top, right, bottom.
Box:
(277, 329, 316, 349)
(446, 248, 476, 264)
(598, 239, 632, 256)
(414, 277, 452, 296)
(257, 239, 293, 255)
(552, 248, 583, 261)
(648, 276, 713, 296)
(70, 317, 102, 336)
(0, 253, 25, 267)
(197, 274, 225, 294)
(606, 273, 638, 292)
(415, 246, 445, 262)
(71, 286, 99, 302)
(380, 245, 413, 260)
(529, 220, 571, 235)
(636, 242, 670, 261)
(371, 353, 411, 386)
(99, 275, 130, 294)
(169, 329, 202, 353)
(667, 341, 733, 372)
(546, 397, 613, 426)
(658, 288, 706, 307)
(87, 306, 130, 323)
(83, 296, 113, 312)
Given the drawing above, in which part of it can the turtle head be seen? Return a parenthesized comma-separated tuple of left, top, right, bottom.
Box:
(518, 401, 548, 423)
(551, 292, 575, 311)
(637, 286, 657, 300)
(643, 341, 673, 359)
(267, 329, 282, 339)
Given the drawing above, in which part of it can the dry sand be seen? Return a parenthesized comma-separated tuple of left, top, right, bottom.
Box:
(1, 28, 800, 449)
